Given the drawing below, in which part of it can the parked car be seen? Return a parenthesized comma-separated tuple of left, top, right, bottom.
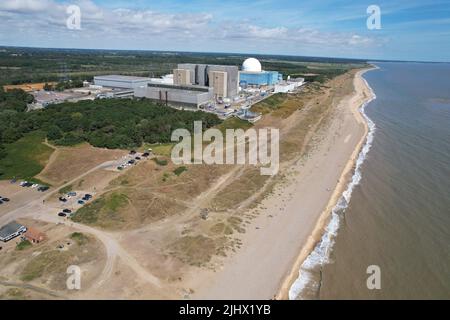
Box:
(128, 159, 135, 164)
(1, 198, 10, 202)
(84, 194, 92, 198)
(62, 209, 72, 214)
(135, 156, 141, 160)
(67, 192, 77, 197)
(38, 186, 49, 192)
(59, 197, 67, 202)
(117, 166, 124, 170)
(58, 212, 66, 217)
(130, 150, 137, 155)
(142, 152, 150, 157)
(78, 200, 85, 205)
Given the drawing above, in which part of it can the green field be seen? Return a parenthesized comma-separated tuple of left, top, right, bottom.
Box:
(0, 131, 54, 181)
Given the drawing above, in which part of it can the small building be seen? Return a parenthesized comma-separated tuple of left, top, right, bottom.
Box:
(134, 82, 214, 109)
(0, 221, 27, 242)
(274, 82, 296, 93)
(93, 75, 153, 89)
(24, 227, 47, 244)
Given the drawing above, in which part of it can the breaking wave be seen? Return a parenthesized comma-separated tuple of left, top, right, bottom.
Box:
(288, 72, 377, 300)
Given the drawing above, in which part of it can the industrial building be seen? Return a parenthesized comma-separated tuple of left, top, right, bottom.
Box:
(173, 69, 191, 85)
(177, 63, 239, 99)
(94, 75, 153, 89)
(274, 78, 305, 93)
(0, 221, 27, 242)
(134, 82, 214, 108)
(239, 58, 282, 86)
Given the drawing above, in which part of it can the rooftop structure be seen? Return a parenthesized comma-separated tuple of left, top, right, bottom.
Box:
(242, 58, 262, 72)
(94, 75, 153, 89)
(0, 221, 27, 242)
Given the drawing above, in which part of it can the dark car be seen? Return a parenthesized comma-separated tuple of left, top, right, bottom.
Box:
(130, 150, 137, 155)
(78, 200, 85, 205)
(59, 197, 67, 202)
(58, 212, 67, 217)
(62, 209, 72, 214)
(142, 152, 150, 157)
(1, 198, 10, 202)
(84, 194, 92, 198)
(128, 159, 135, 164)
(135, 156, 141, 160)
(38, 186, 49, 192)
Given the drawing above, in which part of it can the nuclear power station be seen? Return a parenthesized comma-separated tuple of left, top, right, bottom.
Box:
(94, 57, 304, 114)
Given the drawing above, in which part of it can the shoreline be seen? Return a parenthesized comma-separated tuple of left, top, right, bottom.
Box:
(191, 67, 377, 299)
(276, 67, 377, 300)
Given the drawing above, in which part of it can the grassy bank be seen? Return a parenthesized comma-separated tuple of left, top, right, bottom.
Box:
(0, 131, 54, 181)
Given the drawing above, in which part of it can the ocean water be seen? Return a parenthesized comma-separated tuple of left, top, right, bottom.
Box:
(290, 62, 450, 300)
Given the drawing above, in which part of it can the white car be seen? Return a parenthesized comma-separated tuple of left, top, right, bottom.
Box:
(32, 184, 39, 188)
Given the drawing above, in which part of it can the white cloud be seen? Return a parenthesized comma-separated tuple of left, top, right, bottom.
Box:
(0, 0, 381, 54)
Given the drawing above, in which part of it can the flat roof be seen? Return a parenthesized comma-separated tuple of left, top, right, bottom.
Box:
(0, 221, 24, 238)
(147, 82, 210, 92)
(94, 75, 152, 82)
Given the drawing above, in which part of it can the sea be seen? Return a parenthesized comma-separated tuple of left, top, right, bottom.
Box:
(289, 62, 450, 299)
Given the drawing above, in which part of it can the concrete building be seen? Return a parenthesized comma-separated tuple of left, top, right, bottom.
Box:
(134, 82, 214, 108)
(239, 57, 282, 86)
(0, 221, 27, 242)
(209, 70, 228, 99)
(94, 75, 153, 89)
(177, 63, 239, 98)
(173, 69, 191, 85)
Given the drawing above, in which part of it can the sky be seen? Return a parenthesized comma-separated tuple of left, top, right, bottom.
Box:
(0, 0, 449, 62)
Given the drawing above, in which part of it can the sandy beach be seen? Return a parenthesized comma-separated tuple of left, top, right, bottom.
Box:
(191, 69, 375, 299)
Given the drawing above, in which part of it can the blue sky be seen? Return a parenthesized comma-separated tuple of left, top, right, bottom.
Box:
(0, 0, 449, 61)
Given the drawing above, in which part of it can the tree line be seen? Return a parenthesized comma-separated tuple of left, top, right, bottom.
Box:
(0, 88, 221, 159)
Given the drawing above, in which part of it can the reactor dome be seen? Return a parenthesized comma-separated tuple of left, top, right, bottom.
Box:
(242, 58, 262, 72)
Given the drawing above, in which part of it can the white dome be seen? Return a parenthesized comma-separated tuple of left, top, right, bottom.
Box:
(242, 58, 262, 72)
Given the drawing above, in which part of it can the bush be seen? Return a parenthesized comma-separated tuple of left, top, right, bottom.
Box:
(16, 240, 32, 251)
(153, 157, 168, 166)
(173, 166, 187, 176)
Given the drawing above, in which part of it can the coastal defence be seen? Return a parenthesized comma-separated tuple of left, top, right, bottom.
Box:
(277, 68, 377, 300)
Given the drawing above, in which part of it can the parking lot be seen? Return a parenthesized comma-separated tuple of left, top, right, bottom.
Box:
(0, 180, 49, 218)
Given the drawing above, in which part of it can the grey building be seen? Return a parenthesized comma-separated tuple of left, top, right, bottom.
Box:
(94, 75, 153, 89)
(134, 82, 214, 108)
(177, 64, 239, 98)
(0, 221, 27, 242)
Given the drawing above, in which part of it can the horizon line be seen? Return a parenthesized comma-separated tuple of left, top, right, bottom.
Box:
(1, 44, 449, 64)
